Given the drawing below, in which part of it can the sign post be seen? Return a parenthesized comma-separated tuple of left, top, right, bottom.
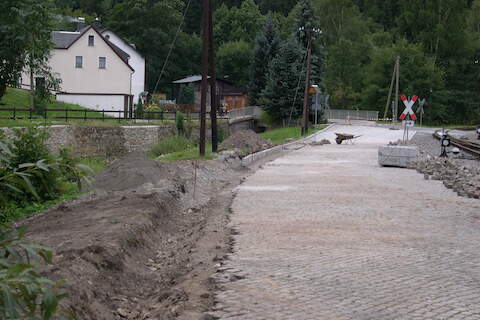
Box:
(400, 95, 418, 142)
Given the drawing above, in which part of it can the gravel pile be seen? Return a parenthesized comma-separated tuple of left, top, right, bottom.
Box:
(407, 132, 480, 199)
(410, 132, 440, 156)
(219, 130, 273, 156)
(415, 156, 480, 199)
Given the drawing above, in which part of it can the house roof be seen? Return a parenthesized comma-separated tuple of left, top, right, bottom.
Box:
(51, 26, 133, 72)
(173, 75, 239, 85)
(100, 29, 145, 58)
(51, 31, 82, 49)
(173, 75, 208, 84)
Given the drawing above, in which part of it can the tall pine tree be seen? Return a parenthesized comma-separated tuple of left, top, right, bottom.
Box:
(250, 14, 281, 105)
(260, 37, 305, 124)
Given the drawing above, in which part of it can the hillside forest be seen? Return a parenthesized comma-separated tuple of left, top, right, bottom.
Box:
(6, 0, 480, 124)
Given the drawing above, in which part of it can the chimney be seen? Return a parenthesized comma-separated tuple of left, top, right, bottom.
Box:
(76, 17, 86, 31)
(92, 17, 102, 29)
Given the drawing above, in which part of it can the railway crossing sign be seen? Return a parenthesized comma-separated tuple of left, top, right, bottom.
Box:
(417, 98, 426, 114)
(400, 95, 418, 121)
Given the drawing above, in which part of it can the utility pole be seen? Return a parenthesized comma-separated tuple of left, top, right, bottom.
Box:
(394, 56, 400, 124)
(199, 0, 210, 156)
(302, 31, 313, 136)
(208, 0, 218, 153)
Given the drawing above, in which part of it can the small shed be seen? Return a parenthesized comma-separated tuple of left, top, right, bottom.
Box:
(173, 75, 248, 112)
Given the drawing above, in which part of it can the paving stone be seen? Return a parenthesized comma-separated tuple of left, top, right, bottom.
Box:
(213, 125, 480, 320)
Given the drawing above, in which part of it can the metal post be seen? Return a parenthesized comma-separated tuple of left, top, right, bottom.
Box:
(199, 0, 210, 156)
(13, 107, 16, 120)
(394, 56, 400, 123)
(102, 110, 105, 121)
(66, 108, 68, 122)
(302, 32, 313, 136)
(209, 0, 218, 153)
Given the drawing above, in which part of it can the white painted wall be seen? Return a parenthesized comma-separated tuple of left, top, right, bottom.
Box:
(102, 30, 145, 104)
(22, 28, 133, 96)
(57, 94, 125, 112)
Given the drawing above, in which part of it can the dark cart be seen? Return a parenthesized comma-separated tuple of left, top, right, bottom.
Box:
(335, 133, 362, 145)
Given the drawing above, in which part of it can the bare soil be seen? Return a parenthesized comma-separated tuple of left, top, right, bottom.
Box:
(219, 130, 273, 155)
(21, 153, 250, 320)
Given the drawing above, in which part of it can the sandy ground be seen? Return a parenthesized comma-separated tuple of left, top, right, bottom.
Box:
(212, 124, 480, 319)
(23, 153, 248, 320)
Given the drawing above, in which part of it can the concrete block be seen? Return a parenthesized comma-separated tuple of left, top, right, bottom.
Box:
(378, 145, 419, 168)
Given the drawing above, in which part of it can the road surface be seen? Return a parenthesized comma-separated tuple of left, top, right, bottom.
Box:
(212, 125, 480, 320)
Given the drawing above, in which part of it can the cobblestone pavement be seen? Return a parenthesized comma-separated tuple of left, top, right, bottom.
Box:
(211, 125, 480, 320)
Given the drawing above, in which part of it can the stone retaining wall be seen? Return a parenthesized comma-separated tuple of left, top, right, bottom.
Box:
(0, 123, 229, 157)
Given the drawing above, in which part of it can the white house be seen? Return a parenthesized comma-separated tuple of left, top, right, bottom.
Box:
(22, 23, 145, 112)
(100, 28, 145, 105)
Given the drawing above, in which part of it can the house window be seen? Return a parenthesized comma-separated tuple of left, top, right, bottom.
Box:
(99, 57, 106, 69)
(88, 35, 94, 46)
(75, 56, 83, 68)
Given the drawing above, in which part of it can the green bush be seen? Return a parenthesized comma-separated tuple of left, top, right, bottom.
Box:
(135, 98, 144, 119)
(176, 111, 185, 136)
(150, 135, 194, 157)
(145, 104, 163, 120)
(217, 125, 226, 143)
(9, 127, 58, 202)
(0, 224, 72, 319)
(0, 127, 94, 222)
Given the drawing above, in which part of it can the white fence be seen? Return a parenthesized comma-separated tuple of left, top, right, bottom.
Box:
(324, 109, 379, 121)
(228, 106, 262, 120)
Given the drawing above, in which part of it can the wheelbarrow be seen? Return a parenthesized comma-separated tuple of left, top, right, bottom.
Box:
(335, 133, 362, 145)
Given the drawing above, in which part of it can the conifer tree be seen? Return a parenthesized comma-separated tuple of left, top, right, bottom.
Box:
(250, 14, 281, 105)
(260, 37, 305, 124)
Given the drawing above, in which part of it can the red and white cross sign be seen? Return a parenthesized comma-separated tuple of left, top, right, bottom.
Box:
(400, 95, 418, 121)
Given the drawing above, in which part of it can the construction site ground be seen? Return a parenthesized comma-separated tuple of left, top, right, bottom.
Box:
(20, 124, 480, 320)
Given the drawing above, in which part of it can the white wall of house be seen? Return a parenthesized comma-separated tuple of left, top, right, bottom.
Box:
(57, 94, 126, 113)
(53, 29, 133, 94)
(21, 28, 135, 112)
(102, 30, 145, 104)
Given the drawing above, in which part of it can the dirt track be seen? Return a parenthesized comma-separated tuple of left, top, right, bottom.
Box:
(22, 153, 248, 320)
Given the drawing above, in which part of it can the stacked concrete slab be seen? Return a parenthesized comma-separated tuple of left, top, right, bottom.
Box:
(378, 145, 419, 168)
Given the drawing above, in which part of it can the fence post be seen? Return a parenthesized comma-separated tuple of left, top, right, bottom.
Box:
(29, 108, 32, 120)
(102, 110, 105, 122)
(66, 108, 68, 122)
(44, 108, 47, 120)
(13, 106, 16, 120)
(174, 110, 177, 123)
(118, 111, 121, 123)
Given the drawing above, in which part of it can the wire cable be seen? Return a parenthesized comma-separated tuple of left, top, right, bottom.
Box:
(288, 48, 309, 125)
(152, 0, 192, 94)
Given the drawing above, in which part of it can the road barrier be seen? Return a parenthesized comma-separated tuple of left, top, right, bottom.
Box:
(324, 109, 379, 121)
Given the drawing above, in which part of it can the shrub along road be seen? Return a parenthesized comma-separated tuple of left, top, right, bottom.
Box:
(212, 125, 480, 319)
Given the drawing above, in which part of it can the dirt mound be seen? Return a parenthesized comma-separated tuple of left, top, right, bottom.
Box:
(219, 130, 273, 155)
(93, 152, 183, 192)
(23, 153, 245, 320)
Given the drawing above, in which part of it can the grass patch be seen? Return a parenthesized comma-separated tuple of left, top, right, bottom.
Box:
(261, 125, 327, 145)
(150, 135, 195, 157)
(159, 144, 215, 161)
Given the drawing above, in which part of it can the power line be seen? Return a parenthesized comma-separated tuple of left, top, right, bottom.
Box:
(152, 0, 192, 94)
(288, 49, 309, 126)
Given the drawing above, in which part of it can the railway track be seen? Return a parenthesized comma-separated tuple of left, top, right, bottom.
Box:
(434, 130, 480, 158)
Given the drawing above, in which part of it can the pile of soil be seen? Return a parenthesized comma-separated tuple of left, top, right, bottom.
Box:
(219, 130, 273, 156)
(22, 153, 246, 320)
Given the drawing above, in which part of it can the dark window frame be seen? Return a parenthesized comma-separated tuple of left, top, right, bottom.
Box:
(88, 35, 94, 46)
(75, 56, 83, 68)
(99, 56, 106, 69)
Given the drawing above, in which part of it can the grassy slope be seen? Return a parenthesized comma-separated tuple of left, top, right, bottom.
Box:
(260, 125, 327, 145)
(0, 88, 183, 127)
